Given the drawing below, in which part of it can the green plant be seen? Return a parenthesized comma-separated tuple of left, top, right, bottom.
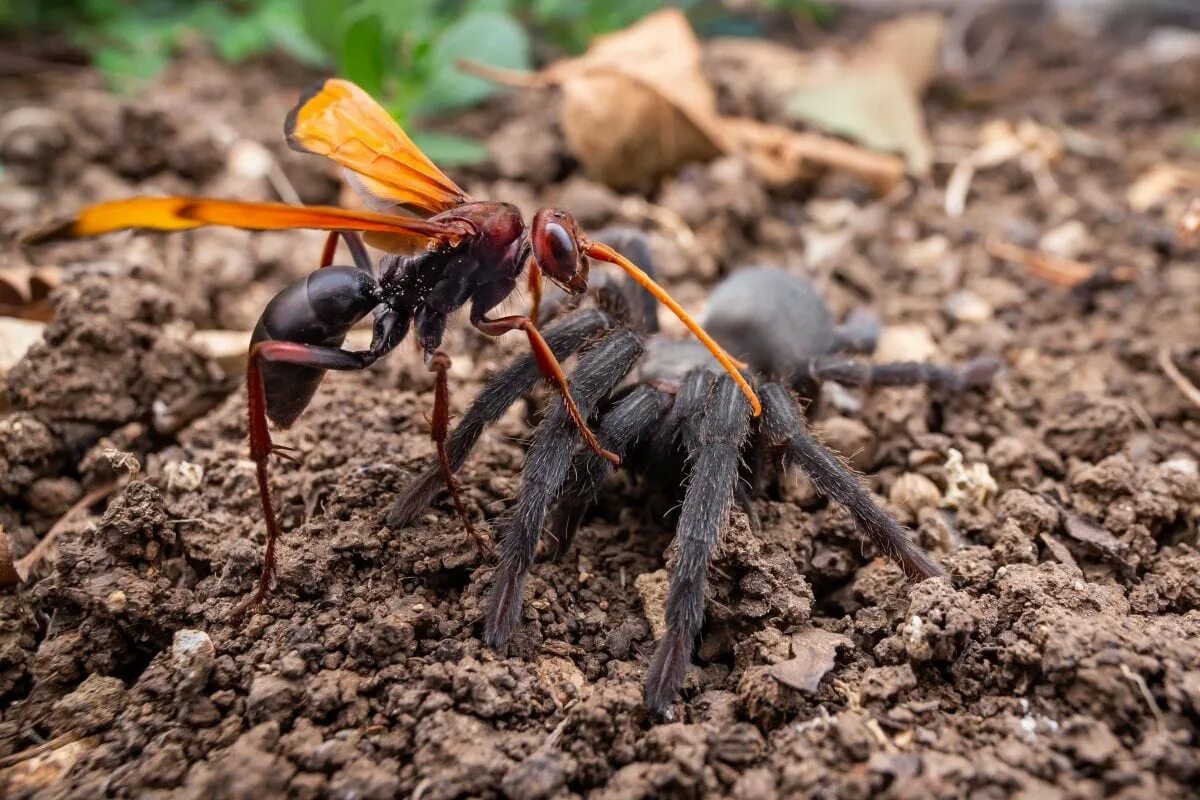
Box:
(307, 0, 531, 164)
(5, 0, 325, 89)
(2, 0, 531, 165)
(2, 1, 832, 165)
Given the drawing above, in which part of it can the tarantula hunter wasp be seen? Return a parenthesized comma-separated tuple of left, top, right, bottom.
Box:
(25, 79, 757, 616)
(389, 229, 1000, 714)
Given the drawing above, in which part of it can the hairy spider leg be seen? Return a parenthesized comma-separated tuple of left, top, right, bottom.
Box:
(386, 307, 618, 528)
(794, 356, 1002, 393)
(584, 241, 761, 417)
(545, 385, 671, 557)
(758, 382, 945, 582)
(829, 309, 882, 354)
(484, 330, 644, 647)
(473, 313, 621, 466)
(644, 373, 753, 716)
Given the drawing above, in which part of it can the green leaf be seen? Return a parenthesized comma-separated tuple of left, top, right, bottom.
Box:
(260, 0, 330, 67)
(411, 131, 488, 166)
(214, 16, 270, 63)
(93, 45, 168, 93)
(339, 9, 387, 98)
(300, 0, 345, 53)
(409, 10, 529, 116)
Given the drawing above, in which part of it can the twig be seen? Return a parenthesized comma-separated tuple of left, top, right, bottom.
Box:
(14, 482, 119, 581)
(1119, 664, 1163, 725)
(267, 159, 302, 207)
(456, 59, 553, 89)
(724, 118, 907, 195)
(1158, 346, 1200, 409)
(985, 236, 1095, 288)
(0, 731, 82, 770)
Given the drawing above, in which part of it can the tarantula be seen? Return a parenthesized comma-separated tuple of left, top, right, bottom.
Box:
(388, 230, 1000, 714)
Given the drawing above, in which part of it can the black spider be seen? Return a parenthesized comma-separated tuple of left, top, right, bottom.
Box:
(388, 229, 1000, 715)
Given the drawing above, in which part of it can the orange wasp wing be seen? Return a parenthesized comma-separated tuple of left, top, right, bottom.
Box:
(23, 196, 473, 253)
(285, 78, 470, 217)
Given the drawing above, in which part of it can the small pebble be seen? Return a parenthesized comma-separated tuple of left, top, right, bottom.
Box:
(164, 460, 204, 493)
(1038, 219, 1091, 259)
(889, 473, 942, 523)
(105, 590, 127, 614)
(944, 290, 993, 324)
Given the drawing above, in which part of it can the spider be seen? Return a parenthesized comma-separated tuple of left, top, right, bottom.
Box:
(388, 229, 1000, 714)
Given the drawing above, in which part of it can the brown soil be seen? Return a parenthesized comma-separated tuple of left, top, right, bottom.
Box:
(2, 20, 1199, 800)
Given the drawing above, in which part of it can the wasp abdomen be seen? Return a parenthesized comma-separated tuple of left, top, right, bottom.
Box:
(252, 266, 380, 426)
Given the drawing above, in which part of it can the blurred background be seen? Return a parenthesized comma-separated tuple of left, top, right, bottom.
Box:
(2, 7, 1199, 797)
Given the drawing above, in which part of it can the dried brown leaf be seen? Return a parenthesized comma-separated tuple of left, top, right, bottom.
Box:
(465, 9, 907, 192)
(0, 263, 61, 321)
(1062, 512, 1127, 560)
(499, 9, 726, 188)
(862, 13, 946, 93)
(779, 14, 944, 175)
(770, 627, 852, 693)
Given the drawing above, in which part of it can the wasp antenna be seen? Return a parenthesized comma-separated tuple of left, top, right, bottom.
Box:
(583, 240, 761, 416)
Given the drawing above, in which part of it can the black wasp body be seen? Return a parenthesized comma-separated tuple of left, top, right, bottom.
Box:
(250, 201, 527, 425)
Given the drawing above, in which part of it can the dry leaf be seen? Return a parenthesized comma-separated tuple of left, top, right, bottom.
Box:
(862, 13, 946, 93)
(784, 69, 931, 175)
(770, 627, 852, 693)
(488, 8, 726, 188)
(465, 9, 909, 193)
(0, 264, 61, 321)
(780, 14, 944, 175)
(1062, 512, 1127, 560)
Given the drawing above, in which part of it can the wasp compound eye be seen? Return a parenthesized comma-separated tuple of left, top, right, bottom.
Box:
(545, 221, 577, 268)
(532, 210, 585, 292)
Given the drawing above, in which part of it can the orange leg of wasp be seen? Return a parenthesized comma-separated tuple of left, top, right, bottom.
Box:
(526, 258, 543, 327)
(319, 231, 374, 274)
(583, 240, 760, 416)
(427, 350, 487, 552)
(232, 345, 291, 618)
(319, 231, 339, 267)
(232, 340, 374, 618)
(474, 314, 620, 466)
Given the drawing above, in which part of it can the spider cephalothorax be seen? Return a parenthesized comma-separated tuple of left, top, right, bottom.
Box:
(389, 229, 1000, 714)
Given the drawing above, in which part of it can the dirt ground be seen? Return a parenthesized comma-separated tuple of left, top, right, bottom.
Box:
(2, 16, 1199, 800)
